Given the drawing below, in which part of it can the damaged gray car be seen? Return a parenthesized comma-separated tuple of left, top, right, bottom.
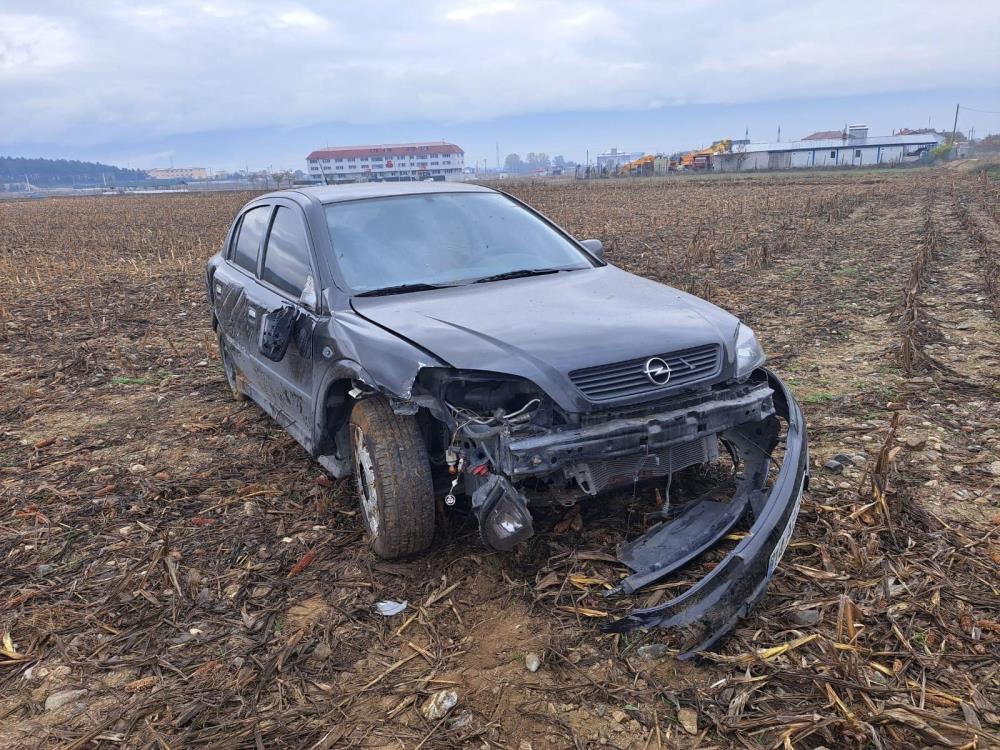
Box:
(205, 182, 809, 656)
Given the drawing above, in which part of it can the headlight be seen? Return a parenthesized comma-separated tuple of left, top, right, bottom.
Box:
(417, 368, 545, 418)
(734, 324, 766, 379)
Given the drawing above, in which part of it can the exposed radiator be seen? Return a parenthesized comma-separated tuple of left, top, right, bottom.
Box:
(565, 436, 719, 495)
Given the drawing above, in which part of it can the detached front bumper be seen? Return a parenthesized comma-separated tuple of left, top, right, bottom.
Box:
(601, 369, 809, 658)
(467, 370, 807, 657)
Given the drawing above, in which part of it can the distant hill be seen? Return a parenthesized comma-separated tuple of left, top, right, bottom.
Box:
(0, 156, 150, 188)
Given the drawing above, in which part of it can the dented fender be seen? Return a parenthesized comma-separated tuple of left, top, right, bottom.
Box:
(328, 310, 446, 398)
(310, 309, 448, 455)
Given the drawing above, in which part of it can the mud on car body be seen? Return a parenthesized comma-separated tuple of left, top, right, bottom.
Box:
(205, 182, 809, 656)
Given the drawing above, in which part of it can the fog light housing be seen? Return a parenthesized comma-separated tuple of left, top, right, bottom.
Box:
(471, 475, 535, 551)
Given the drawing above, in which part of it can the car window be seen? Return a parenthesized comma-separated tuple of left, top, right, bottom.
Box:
(325, 192, 594, 293)
(262, 207, 313, 298)
(232, 206, 270, 274)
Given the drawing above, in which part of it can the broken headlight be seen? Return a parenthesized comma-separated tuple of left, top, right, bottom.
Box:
(419, 369, 546, 424)
(734, 324, 766, 380)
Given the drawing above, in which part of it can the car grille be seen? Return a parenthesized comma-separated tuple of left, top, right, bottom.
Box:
(569, 343, 721, 402)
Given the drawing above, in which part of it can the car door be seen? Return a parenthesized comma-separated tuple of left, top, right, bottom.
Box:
(241, 201, 321, 448)
(212, 203, 272, 372)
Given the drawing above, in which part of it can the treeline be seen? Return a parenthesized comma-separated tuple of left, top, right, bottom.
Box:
(503, 152, 572, 174)
(1, 156, 149, 188)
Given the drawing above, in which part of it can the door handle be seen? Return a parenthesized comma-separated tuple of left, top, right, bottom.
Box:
(247, 308, 257, 321)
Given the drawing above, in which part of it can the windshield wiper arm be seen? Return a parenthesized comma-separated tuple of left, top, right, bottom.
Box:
(354, 282, 455, 297)
(474, 267, 566, 284)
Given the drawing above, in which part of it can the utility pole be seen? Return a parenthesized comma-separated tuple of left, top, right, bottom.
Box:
(495, 142, 500, 170)
(951, 103, 960, 144)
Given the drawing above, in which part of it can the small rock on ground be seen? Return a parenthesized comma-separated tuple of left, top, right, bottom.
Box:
(791, 609, 821, 626)
(45, 689, 86, 711)
(636, 643, 671, 660)
(678, 707, 698, 735)
(422, 689, 458, 721)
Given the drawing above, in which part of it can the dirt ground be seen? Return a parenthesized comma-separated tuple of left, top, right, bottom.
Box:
(2, 168, 998, 749)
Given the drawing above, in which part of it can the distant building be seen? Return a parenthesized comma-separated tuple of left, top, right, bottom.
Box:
(146, 167, 208, 180)
(802, 130, 846, 140)
(714, 125, 944, 172)
(596, 148, 644, 171)
(306, 141, 464, 182)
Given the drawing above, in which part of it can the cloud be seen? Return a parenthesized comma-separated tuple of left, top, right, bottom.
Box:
(0, 0, 997, 148)
(274, 8, 330, 30)
(0, 13, 80, 77)
(446, 1, 518, 23)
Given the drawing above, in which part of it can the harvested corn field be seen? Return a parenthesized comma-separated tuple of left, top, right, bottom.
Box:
(2, 168, 999, 749)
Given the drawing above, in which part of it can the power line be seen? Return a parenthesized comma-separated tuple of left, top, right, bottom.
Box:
(960, 105, 1000, 115)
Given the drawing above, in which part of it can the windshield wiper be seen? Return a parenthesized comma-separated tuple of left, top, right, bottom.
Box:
(354, 282, 456, 297)
(474, 267, 567, 284)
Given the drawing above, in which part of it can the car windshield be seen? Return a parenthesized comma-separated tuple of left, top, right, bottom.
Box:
(325, 192, 595, 293)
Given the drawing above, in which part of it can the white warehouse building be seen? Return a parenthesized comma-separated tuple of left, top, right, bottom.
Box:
(596, 147, 645, 171)
(713, 125, 944, 172)
(306, 141, 464, 182)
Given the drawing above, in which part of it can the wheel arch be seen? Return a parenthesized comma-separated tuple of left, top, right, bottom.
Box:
(312, 360, 380, 456)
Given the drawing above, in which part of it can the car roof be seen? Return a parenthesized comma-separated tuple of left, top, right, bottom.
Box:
(273, 181, 497, 205)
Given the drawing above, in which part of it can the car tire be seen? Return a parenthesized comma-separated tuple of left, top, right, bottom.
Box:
(349, 397, 435, 559)
(217, 332, 247, 402)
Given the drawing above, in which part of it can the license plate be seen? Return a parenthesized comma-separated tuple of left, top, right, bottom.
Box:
(767, 477, 805, 576)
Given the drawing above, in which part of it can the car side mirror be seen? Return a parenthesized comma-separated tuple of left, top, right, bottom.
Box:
(580, 239, 604, 260)
(299, 275, 317, 311)
(259, 305, 298, 362)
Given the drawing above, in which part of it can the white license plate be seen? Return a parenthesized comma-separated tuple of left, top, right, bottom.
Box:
(767, 477, 805, 576)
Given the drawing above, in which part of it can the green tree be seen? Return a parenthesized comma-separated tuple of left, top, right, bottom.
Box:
(525, 152, 550, 172)
(504, 153, 524, 173)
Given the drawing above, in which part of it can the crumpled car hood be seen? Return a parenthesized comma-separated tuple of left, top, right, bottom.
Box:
(351, 265, 740, 411)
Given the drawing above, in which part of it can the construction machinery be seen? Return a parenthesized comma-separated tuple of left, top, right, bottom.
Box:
(618, 154, 656, 177)
(680, 139, 732, 171)
(617, 139, 734, 175)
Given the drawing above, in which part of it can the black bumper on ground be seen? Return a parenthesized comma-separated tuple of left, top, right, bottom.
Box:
(600, 369, 809, 659)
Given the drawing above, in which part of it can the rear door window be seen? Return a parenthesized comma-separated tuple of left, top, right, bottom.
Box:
(232, 206, 270, 274)
(262, 206, 313, 298)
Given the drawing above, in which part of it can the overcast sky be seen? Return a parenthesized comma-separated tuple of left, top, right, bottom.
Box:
(3, 1, 999, 170)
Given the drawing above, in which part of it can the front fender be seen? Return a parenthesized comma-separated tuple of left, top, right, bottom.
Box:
(310, 311, 448, 455)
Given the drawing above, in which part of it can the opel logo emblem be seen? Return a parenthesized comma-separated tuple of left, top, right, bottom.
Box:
(644, 357, 672, 385)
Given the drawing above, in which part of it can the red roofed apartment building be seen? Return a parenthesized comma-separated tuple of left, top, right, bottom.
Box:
(306, 141, 464, 182)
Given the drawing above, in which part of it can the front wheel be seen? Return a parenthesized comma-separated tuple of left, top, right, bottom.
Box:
(349, 398, 436, 559)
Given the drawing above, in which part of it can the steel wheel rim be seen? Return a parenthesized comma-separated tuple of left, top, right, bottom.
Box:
(352, 425, 380, 537)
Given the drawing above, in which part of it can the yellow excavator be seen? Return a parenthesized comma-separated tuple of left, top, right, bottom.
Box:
(618, 154, 656, 176)
(680, 139, 732, 171)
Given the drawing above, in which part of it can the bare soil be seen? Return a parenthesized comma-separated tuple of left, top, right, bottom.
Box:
(2, 168, 998, 749)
